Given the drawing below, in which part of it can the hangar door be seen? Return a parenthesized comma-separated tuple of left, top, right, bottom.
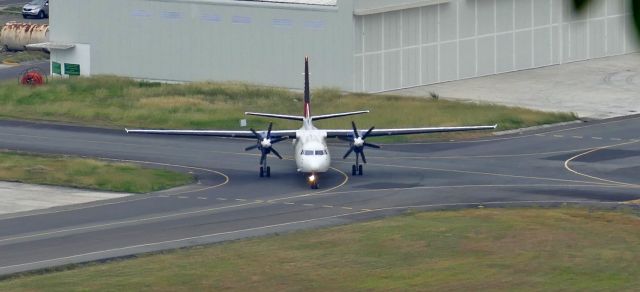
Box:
(353, 0, 639, 93)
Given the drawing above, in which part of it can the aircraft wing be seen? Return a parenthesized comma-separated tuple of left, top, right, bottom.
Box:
(325, 125, 497, 138)
(125, 129, 298, 139)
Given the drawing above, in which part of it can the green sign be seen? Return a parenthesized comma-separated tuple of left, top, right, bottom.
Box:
(52, 62, 61, 75)
(64, 63, 80, 76)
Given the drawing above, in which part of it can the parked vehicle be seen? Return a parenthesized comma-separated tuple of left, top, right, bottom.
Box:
(22, 0, 49, 19)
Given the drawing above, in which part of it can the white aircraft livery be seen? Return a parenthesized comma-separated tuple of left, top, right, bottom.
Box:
(126, 58, 497, 189)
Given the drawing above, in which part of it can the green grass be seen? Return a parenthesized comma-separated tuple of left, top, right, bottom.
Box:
(0, 76, 576, 142)
(0, 51, 49, 64)
(0, 5, 22, 15)
(0, 151, 193, 193)
(1, 207, 638, 291)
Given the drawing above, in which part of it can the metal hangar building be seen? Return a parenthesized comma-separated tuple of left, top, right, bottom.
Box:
(47, 0, 638, 92)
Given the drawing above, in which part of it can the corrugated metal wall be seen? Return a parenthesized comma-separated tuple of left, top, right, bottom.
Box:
(50, 0, 355, 90)
(354, 0, 640, 92)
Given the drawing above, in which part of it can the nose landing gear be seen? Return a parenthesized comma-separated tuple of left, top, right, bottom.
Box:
(308, 173, 319, 189)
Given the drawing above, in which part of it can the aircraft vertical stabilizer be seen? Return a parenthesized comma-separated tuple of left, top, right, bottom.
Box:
(304, 56, 311, 119)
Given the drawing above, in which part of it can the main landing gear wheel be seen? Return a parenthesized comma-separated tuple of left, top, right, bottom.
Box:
(259, 166, 271, 178)
(342, 121, 380, 177)
(245, 122, 285, 179)
(351, 164, 363, 176)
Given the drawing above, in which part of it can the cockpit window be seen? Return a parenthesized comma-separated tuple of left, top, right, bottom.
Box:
(302, 150, 328, 156)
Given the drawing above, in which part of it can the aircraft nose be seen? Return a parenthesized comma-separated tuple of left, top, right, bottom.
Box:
(307, 157, 325, 172)
(309, 160, 321, 171)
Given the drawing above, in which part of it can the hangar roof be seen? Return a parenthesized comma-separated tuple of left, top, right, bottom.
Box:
(242, 0, 337, 6)
(354, 0, 449, 15)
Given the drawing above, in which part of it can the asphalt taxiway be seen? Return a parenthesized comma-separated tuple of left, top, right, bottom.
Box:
(0, 116, 638, 276)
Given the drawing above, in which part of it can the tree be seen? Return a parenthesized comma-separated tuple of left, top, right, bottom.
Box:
(573, 0, 640, 39)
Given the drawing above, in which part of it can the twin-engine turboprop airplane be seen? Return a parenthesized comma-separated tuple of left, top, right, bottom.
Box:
(126, 58, 497, 189)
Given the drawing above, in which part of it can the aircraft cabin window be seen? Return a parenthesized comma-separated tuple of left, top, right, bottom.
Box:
(315, 150, 324, 155)
(304, 150, 314, 155)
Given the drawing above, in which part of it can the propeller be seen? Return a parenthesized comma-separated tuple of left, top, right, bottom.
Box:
(245, 122, 287, 165)
(340, 121, 380, 163)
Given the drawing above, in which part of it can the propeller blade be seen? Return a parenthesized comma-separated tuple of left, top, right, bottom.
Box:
(351, 121, 359, 138)
(250, 128, 262, 140)
(271, 137, 288, 144)
(364, 142, 380, 149)
(267, 122, 273, 139)
(360, 151, 367, 164)
(270, 147, 283, 159)
(363, 126, 375, 139)
(245, 144, 260, 151)
(343, 147, 354, 159)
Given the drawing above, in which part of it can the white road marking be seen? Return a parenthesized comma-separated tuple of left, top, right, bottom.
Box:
(284, 202, 295, 205)
(553, 135, 564, 138)
(369, 162, 614, 186)
(322, 205, 334, 208)
(235, 199, 247, 202)
(178, 196, 188, 199)
(387, 116, 640, 145)
(0, 201, 261, 244)
(197, 197, 207, 200)
(564, 140, 640, 187)
(341, 207, 353, 210)
(267, 167, 349, 203)
(0, 158, 230, 221)
(216, 198, 227, 201)
(572, 136, 583, 139)
(592, 137, 603, 140)
(300, 183, 634, 199)
(611, 138, 622, 141)
(303, 204, 314, 207)
(1, 200, 621, 273)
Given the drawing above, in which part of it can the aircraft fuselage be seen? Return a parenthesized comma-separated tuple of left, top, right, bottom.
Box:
(293, 118, 331, 174)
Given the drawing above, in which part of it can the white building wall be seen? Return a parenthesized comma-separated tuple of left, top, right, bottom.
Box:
(354, 0, 640, 92)
(50, 0, 355, 90)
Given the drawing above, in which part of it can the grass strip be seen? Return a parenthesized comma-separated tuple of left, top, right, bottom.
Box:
(0, 6, 22, 15)
(0, 51, 49, 64)
(0, 76, 576, 142)
(0, 151, 193, 193)
(1, 207, 638, 291)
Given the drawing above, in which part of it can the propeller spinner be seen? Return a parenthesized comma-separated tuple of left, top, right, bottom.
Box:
(341, 121, 380, 175)
(245, 122, 287, 167)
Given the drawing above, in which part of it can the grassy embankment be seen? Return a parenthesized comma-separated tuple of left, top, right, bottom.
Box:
(0, 151, 193, 193)
(0, 50, 49, 64)
(0, 5, 21, 15)
(1, 207, 638, 291)
(0, 76, 576, 142)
